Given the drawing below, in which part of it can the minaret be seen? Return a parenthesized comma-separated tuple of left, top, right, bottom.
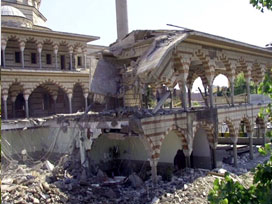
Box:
(115, 0, 129, 40)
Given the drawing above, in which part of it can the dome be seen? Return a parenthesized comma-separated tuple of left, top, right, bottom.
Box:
(1, 5, 26, 18)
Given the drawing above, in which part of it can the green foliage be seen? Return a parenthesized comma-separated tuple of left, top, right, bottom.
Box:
(192, 101, 201, 107)
(258, 73, 272, 95)
(208, 173, 258, 204)
(258, 73, 272, 122)
(234, 73, 246, 95)
(208, 146, 272, 204)
(234, 73, 255, 95)
(250, 0, 272, 12)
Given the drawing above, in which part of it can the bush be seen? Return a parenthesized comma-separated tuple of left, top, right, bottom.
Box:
(208, 144, 272, 204)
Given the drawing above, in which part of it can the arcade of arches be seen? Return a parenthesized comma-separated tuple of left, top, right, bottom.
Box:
(1, 79, 90, 119)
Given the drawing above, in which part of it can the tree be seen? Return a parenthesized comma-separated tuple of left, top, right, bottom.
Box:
(250, 0, 272, 12)
(234, 73, 255, 95)
(258, 72, 272, 122)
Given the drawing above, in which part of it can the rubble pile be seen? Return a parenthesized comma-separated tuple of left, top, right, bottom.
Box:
(1, 149, 270, 204)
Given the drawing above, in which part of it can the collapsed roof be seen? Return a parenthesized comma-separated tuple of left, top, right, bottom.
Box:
(90, 29, 272, 98)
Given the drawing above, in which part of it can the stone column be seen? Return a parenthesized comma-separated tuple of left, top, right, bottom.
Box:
(23, 94, 30, 118)
(248, 132, 253, 160)
(206, 62, 215, 108)
(168, 88, 173, 109)
(68, 93, 73, 113)
(2, 95, 8, 120)
(231, 136, 238, 167)
(69, 46, 73, 70)
(181, 82, 187, 111)
(178, 62, 189, 111)
(83, 50, 87, 69)
(74, 53, 78, 69)
(80, 130, 89, 169)
(37, 42, 43, 69)
(53, 44, 58, 69)
(208, 82, 214, 108)
(1, 39, 7, 68)
(229, 68, 236, 107)
(149, 159, 158, 185)
(261, 128, 266, 147)
(233, 142, 238, 167)
(84, 93, 89, 111)
(245, 69, 251, 104)
(52, 95, 58, 114)
(11, 96, 16, 118)
(19, 41, 25, 69)
(188, 85, 192, 108)
(230, 80, 235, 106)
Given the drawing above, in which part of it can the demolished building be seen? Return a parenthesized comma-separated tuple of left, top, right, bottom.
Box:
(2, 0, 272, 184)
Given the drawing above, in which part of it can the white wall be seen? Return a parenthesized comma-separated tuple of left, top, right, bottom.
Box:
(89, 135, 148, 164)
(193, 128, 210, 157)
(2, 127, 79, 158)
(159, 131, 183, 163)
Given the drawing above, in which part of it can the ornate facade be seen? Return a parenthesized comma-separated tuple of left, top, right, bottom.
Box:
(1, 0, 105, 119)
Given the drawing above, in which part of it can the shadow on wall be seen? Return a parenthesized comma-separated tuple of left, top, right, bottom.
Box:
(192, 128, 212, 169)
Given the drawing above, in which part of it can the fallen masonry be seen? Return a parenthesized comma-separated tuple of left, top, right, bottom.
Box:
(1, 146, 270, 204)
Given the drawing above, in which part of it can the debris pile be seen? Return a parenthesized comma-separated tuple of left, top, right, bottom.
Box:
(1, 148, 270, 204)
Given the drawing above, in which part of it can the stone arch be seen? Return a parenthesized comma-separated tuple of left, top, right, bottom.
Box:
(29, 80, 70, 116)
(7, 79, 25, 97)
(252, 62, 265, 84)
(72, 81, 88, 93)
(238, 116, 253, 138)
(7, 34, 20, 41)
(1, 81, 25, 119)
(164, 125, 189, 152)
(192, 121, 214, 169)
(237, 57, 251, 75)
(221, 118, 237, 138)
(5, 35, 21, 68)
(194, 121, 216, 149)
(256, 116, 266, 130)
(144, 124, 189, 162)
(212, 73, 229, 86)
(29, 79, 69, 95)
(72, 82, 85, 113)
(194, 49, 215, 81)
(28, 86, 55, 117)
(58, 41, 70, 70)
(219, 53, 235, 75)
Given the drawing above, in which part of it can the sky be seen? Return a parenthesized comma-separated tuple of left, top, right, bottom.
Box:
(40, 0, 271, 92)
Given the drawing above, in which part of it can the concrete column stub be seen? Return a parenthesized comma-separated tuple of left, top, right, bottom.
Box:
(149, 158, 159, 184)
